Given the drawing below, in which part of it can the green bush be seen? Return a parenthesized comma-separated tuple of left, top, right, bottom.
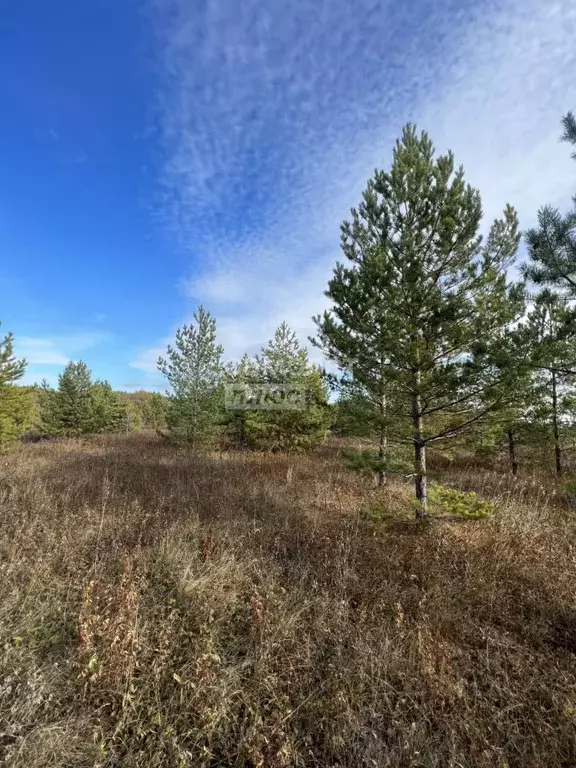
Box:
(343, 449, 387, 478)
(429, 483, 496, 520)
(0, 385, 34, 450)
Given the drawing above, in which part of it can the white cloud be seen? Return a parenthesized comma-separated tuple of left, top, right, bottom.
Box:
(19, 371, 60, 388)
(14, 332, 111, 383)
(130, 343, 165, 375)
(184, 260, 332, 363)
(139, 0, 576, 369)
(16, 338, 69, 366)
(419, 0, 576, 225)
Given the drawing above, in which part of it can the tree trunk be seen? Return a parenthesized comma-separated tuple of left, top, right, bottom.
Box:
(411, 390, 427, 518)
(414, 440, 427, 517)
(377, 394, 387, 487)
(507, 430, 518, 476)
(551, 369, 563, 475)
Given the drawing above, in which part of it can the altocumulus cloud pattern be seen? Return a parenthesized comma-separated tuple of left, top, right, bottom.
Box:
(130, 0, 576, 375)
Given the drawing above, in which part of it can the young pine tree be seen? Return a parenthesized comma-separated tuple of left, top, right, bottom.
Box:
(473, 328, 536, 475)
(90, 380, 128, 434)
(0, 325, 26, 386)
(245, 323, 331, 453)
(224, 353, 258, 449)
(139, 392, 167, 429)
(42, 361, 95, 437)
(0, 326, 33, 449)
(122, 399, 144, 431)
(314, 124, 523, 515)
(157, 306, 225, 451)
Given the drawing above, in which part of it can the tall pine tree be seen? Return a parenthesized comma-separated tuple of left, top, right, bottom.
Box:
(314, 124, 523, 515)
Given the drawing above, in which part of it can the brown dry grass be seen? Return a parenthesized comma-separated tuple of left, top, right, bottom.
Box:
(1, 432, 576, 767)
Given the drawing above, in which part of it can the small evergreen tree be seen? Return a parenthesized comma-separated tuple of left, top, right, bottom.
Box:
(157, 306, 225, 451)
(224, 353, 257, 448)
(140, 392, 167, 429)
(0, 326, 33, 449)
(244, 323, 331, 453)
(473, 329, 536, 475)
(90, 380, 128, 434)
(255, 322, 308, 385)
(42, 361, 94, 437)
(123, 400, 144, 432)
(0, 325, 26, 386)
(0, 386, 34, 450)
(314, 124, 523, 515)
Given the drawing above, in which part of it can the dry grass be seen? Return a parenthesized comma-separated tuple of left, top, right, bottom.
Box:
(1, 432, 576, 767)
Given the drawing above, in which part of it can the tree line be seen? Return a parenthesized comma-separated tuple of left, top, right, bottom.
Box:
(0, 349, 168, 445)
(0, 318, 331, 453)
(1, 111, 575, 515)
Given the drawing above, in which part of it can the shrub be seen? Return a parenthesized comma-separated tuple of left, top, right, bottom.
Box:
(429, 482, 496, 519)
(0, 385, 34, 450)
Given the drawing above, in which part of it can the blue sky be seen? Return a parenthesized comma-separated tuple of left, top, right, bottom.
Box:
(1, 0, 575, 390)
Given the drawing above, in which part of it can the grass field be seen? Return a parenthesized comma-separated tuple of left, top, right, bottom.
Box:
(1, 432, 576, 767)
